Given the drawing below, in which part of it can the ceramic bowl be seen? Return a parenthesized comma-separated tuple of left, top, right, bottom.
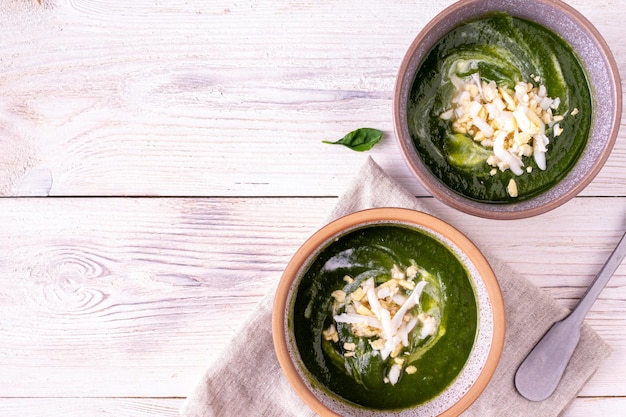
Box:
(393, 0, 621, 219)
(272, 208, 505, 416)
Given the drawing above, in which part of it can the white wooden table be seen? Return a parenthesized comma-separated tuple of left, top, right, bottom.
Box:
(1, 1, 625, 415)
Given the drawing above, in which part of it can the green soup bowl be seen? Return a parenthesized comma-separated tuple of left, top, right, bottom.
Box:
(273, 208, 505, 416)
(394, 0, 621, 219)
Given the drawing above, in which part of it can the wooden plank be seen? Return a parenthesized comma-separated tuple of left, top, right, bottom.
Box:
(0, 196, 624, 398)
(564, 397, 626, 417)
(0, 398, 182, 417)
(0, 396, 623, 417)
(0, 0, 624, 197)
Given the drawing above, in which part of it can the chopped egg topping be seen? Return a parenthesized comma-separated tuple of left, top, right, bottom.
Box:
(323, 263, 439, 385)
(440, 72, 576, 197)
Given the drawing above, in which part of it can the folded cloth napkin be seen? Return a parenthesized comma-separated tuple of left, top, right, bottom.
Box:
(181, 157, 611, 417)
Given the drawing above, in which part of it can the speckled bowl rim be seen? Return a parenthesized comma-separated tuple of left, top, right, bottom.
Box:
(393, 0, 622, 220)
(272, 208, 506, 417)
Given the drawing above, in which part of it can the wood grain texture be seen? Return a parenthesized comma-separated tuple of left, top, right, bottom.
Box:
(0, 398, 183, 417)
(0, 197, 624, 403)
(1, 0, 626, 415)
(0, 397, 623, 417)
(0, 0, 624, 196)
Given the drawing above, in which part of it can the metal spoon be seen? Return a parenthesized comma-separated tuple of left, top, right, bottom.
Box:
(515, 228, 626, 402)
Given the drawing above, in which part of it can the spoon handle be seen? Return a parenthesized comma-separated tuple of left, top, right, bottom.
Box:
(570, 229, 626, 327)
(515, 228, 626, 402)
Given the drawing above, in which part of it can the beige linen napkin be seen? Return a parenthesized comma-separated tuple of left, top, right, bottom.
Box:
(181, 157, 611, 417)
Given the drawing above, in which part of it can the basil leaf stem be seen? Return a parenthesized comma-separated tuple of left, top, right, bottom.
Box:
(323, 128, 382, 152)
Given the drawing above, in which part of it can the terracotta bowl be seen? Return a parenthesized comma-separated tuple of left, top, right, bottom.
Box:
(393, 0, 621, 219)
(272, 208, 505, 416)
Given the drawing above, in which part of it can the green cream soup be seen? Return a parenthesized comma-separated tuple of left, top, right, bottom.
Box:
(407, 13, 592, 202)
(291, 225, 477, 410)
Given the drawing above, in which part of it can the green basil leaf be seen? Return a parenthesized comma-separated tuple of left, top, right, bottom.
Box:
(323, 128, 383, 152)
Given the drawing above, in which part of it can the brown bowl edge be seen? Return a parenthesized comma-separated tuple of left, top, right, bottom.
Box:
(272, 207, 506, 416)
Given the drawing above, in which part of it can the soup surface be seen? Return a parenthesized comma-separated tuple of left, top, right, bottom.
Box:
(407, 13, 592, 202)
(291, 224, 477, 410)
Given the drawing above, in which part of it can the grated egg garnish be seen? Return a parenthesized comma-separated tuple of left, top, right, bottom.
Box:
(440, 72, 572, 197)
(324, 264, 438, 385)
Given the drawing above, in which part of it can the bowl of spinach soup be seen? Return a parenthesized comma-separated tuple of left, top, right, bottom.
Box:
(394, 0, 621, 219)
(272, 208, 505, 416)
